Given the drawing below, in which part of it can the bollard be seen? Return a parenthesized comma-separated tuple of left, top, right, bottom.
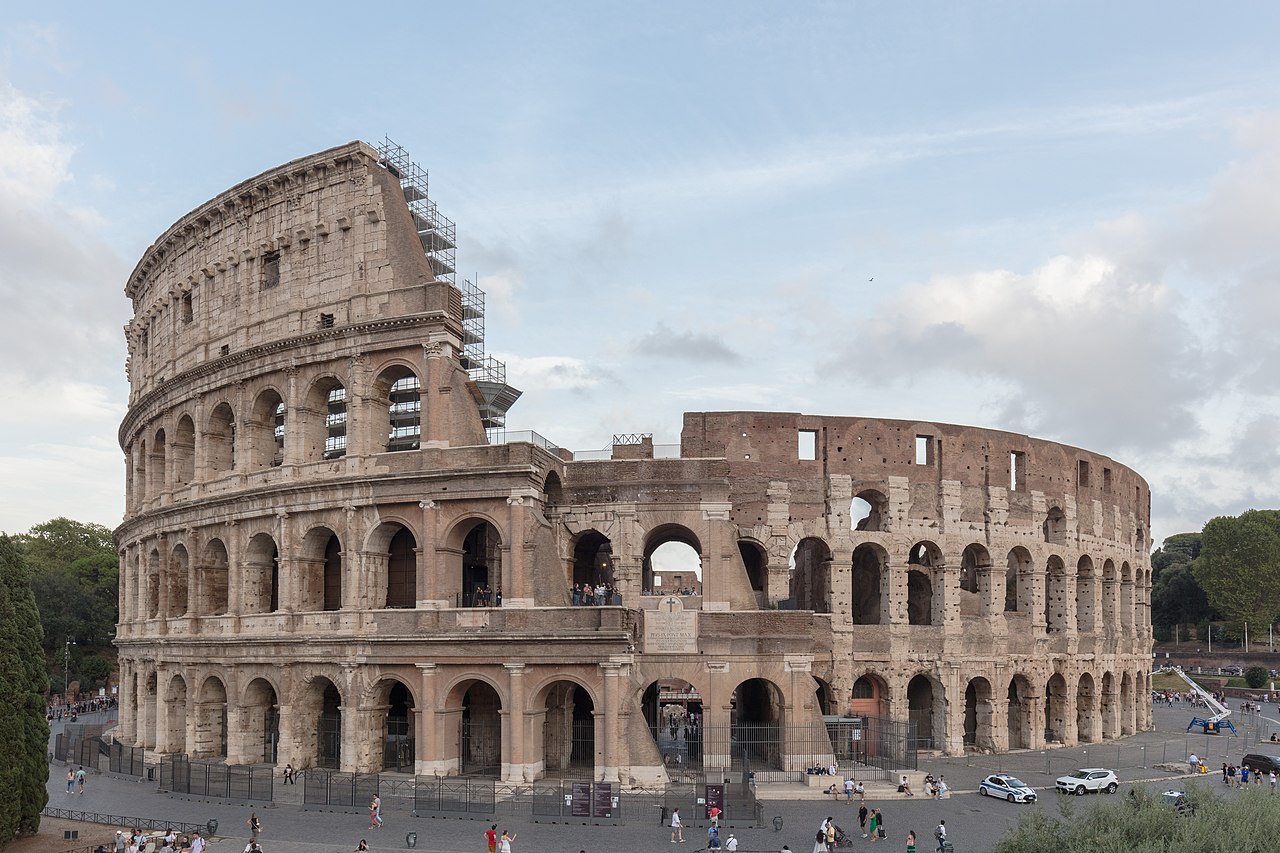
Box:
(406, 832, 417, 848)
(206, 821, 218, 838)
(773, 815, 784, 832)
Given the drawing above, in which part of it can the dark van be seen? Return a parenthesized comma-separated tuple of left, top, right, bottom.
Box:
(1240, 754, 1280, 775)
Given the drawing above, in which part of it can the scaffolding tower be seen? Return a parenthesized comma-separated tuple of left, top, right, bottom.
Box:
(375, 138, 521, 434)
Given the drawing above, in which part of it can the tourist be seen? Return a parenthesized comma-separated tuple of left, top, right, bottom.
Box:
(355, 842, 368, 853)
(498, 829, 516, 853)
(670, 807, 684, 843)
(76, 766, 86, 795)
(873, 809, 886, 842)
(66, 768, 75, 795)
(906, 830, 917, 853)
(725, 833, 738, 852)
(858, 802, 869, 838)
(369, 794, 383, 828)
(485, 824, 498, 853)
(934, 820, 947, 853)
(246, 813, 261, 841)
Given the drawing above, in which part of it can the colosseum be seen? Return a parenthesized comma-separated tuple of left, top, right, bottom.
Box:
(113, 139, 1153, 786)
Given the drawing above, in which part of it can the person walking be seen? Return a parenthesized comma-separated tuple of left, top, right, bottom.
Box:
(66, 768, 75, 795)
(368, 795, 383, 829)
(874, 809, 886, 843)
(497, 830, 515, 853)
(485, 825, 498, 853)
(725, 833, 738, 852)
(76, 766, 86, 795)
(906, 830, 917, 853)
(934, 820, 946, 853)
(670, 808, 684, 843)
(867, 810, 879, 844)
(189, 832, 205, 853)
(825, 820, 837, 852)
(858, 803, 869, 838)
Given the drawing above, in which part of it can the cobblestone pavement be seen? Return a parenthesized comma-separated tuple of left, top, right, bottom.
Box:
(45, 703, 1280, 853)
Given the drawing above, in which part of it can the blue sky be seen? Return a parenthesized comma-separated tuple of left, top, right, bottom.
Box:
(2, 1, 1280, 543)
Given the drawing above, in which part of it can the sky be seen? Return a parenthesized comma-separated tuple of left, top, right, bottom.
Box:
(2, 1, 1279, 545)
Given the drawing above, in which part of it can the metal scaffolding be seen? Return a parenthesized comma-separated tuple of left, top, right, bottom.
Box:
(375, 137, 520, 433)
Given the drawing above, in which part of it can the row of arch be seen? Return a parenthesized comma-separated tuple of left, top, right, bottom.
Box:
(126, 364, 424, 509)
(792, 538, 1149, 635)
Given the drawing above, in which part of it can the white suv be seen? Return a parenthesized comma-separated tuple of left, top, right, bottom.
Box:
(1055, 768, 1119, 795)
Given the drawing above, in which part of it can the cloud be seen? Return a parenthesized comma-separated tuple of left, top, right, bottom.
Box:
(497, 353, 610, 394)
(632, 323, 741, 364)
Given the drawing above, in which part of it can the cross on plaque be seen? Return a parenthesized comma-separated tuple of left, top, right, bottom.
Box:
(664, 596, 679, 612)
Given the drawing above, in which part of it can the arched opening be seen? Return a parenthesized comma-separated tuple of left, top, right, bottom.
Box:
(1005, 547, 1032, 613)
(851, 674, 889, 718)
(644, 526, 702, 596)
(1044, 556, 1068, 634)
(851, 489, 887, 532)
(1120, 562, 1134, 633)
(199, 539, 229, 615)
(206, 402, 236, 476)
(302, 377, 347, 461)
(146, 549, 161, 618)
(133, 439, 147, 505)
(1101, 671, 1117, 740)
(1102, 560, 1117, 628)
(908, 541, 942, 625)
(193, 676, 228, 759)
(791, 537, 832, 613)
(173, 416, 195, 488)
(167, 545, 189, 618)
(731, 678, 784, 771)
(814, 677, 836, 716)
(1120, 671, 1135, 736)
(542, 682, 595, 778)
(1045, 673, 1069, 743)
(907, 675, 940, 748)
(1043, 506, 1066, 544)
(385, 526, 418, 609)
(960, 544, 992, 617)
(572, 530, 615, 591)
(458, 520, 502, 607)
(381, 681, 416, 772)
(375, 366, 421, 452)
(1076, 673, 1098, 744)
(248, 388, 286, 469)
(144, 671, 158, 748)
(642, 678, 703, 773)
(148, 429, 167, 497)
(317, 678, 342, 769)
(738, 540, 767, 594)
(323, 534, 342, 611)
(851, 544, 885, 625)
(543, 471, 563, 509)
(460, 681, 502, 776)
(163, 674, 188, 754)
(1007, 676, 1032, 750)
(1076, 556, 1096, 634)
(963, 677, 994, 751)
(243, 533, 279, 614)
(243, 678, 280, 764)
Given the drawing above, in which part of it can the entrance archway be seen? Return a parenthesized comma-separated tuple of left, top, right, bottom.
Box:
(907, 675, 941, 749)
(460, 681, 502, 776)
(851, 544, 885, 624)
(381, 681, 415, 771)
(1045, 674, 1069, 743)
(732, 678, 784, 770)
(572, 530, 614, 589)
(792, 538, 832, 613)
(963, 677, 993, 751)
(458, 520, 502, 607)
(193, 676, 228, 759)
(1076, 673, 1098, 743)
(317, 678, 342, 769)
(1007, 675, 1032, 750)
(1101, 671, 1116, 739)
(642, 679, 703, 772)
(243, 678, 280, 764)
(542, 682, 595, 778)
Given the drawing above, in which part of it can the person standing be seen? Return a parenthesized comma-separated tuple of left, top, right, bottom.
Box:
(709, 804, 721, 827)
(906, 830, 917, 853)
(867, 811, 878, 844)
(874, 809, 886, 843)
(246, 814, 262, 841)
(189, 832, 206, 853)
(76, 766, 86, 795)
(485, 825, 498, 853)
(858, 803, 869, 838)
(66, 768, 75, 794)
(725, 833, 738, 852)
(369, 795, 383, 829)
(934, 820, 946, 853)
(844, 777, 854, 801)
(825, 820, 836, 852)
(498, 830, 515, 853)
(670, 808, 684, 843)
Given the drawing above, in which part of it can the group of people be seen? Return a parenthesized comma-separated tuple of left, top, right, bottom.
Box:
(483, 825, 517, 853)
(470, 584, 502, 607)
(571, 582, 618, 605)
(97, 828, 207, 853)
(64, 766, 87, 795)
(642, 587, 700, 596)
(1221, 762, 1278, 789)
(48, 696, 117, 722)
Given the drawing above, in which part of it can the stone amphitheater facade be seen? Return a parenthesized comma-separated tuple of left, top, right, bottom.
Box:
(114, 140, 1153, 784)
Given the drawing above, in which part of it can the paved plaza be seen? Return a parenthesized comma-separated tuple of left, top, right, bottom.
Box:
(45, 703, 1280, 852)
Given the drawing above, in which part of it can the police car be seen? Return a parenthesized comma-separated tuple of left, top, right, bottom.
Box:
(978, 773, 1037, 803)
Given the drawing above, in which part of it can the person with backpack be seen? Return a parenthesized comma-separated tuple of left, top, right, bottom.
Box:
(934, 820, 947, 853)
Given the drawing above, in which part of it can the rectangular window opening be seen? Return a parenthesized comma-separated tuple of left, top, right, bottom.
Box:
(915, 435, 933, 465)
(1103, 467, 1113, 492)
(798, 430, 818, 461)
(1077, 459, 1091, 488)
(180, 292, 193, 323)
(261, 252, 280, 290)
(319, 312, 335, 329)
(219, 344, 230, 356)
(1010, 451, 1026, 492)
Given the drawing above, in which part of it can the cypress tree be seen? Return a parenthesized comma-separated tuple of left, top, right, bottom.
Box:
(0, 535, 50, 844)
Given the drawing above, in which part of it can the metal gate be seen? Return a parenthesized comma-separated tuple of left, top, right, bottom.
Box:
(460, 717, 501, 776)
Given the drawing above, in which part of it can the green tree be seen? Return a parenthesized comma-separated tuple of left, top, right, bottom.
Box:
(17, 518, 118, 655)
(0, 535, 51, 842)
(1150, 532, 1212, 634)
(1194, 510, 1280, 631)
(1247, 666, 1268, 689)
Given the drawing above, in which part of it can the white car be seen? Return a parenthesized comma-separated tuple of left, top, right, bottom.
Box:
(1055, 768, 1119, 795)
(978, 773, 1037, 803)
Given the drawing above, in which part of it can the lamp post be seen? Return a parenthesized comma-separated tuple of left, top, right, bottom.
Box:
(64, 639, 75, 704)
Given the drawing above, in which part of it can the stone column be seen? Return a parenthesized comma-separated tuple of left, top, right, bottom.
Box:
(415, 664, 445, 775)
(117, 661, 136, 743)
(506, 494, 531, 607)
(503, 664, 527, 782)
(601, 662, 621, 783)
(275, 703, 305, 771)
(418, 500, 438, 606)
(226, 521, 243, 616)
(352, 705, 387, 774)
(702, 662, 732, 773)
(226, 705, 255, 764)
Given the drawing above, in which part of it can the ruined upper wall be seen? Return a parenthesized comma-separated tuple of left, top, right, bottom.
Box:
(681, 411, 1151, 549)
(122, 141, 460, 403)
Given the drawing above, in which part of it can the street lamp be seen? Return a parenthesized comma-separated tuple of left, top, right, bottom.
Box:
(64, 639, 75, 704)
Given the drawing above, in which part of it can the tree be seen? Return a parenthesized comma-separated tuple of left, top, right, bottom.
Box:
(17, 518, 118, 655)
(1150, 532, 1212, 634)
(0, 535, 50, 842)
(1194, 510, 1280, 632)
(1247, 666, 1268, 689)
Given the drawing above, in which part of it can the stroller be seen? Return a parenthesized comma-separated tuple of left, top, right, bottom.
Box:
(832, 823, 854, 849)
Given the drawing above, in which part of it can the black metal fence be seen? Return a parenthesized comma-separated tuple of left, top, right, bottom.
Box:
(303, 769, 379, 807)
(161, 755, 273, 801)
(53, 727, 145, 778)
(40, 806, 208, 836)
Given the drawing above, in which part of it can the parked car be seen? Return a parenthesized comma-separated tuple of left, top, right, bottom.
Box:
(1055, 768, 1119, 795)
(1161, 790, 1191, 815)
(979, 773, 1037, 803)
(1240, 754, 1280, 775)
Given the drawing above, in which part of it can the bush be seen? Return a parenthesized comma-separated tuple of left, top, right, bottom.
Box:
(1246, 666, 1268, 688)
